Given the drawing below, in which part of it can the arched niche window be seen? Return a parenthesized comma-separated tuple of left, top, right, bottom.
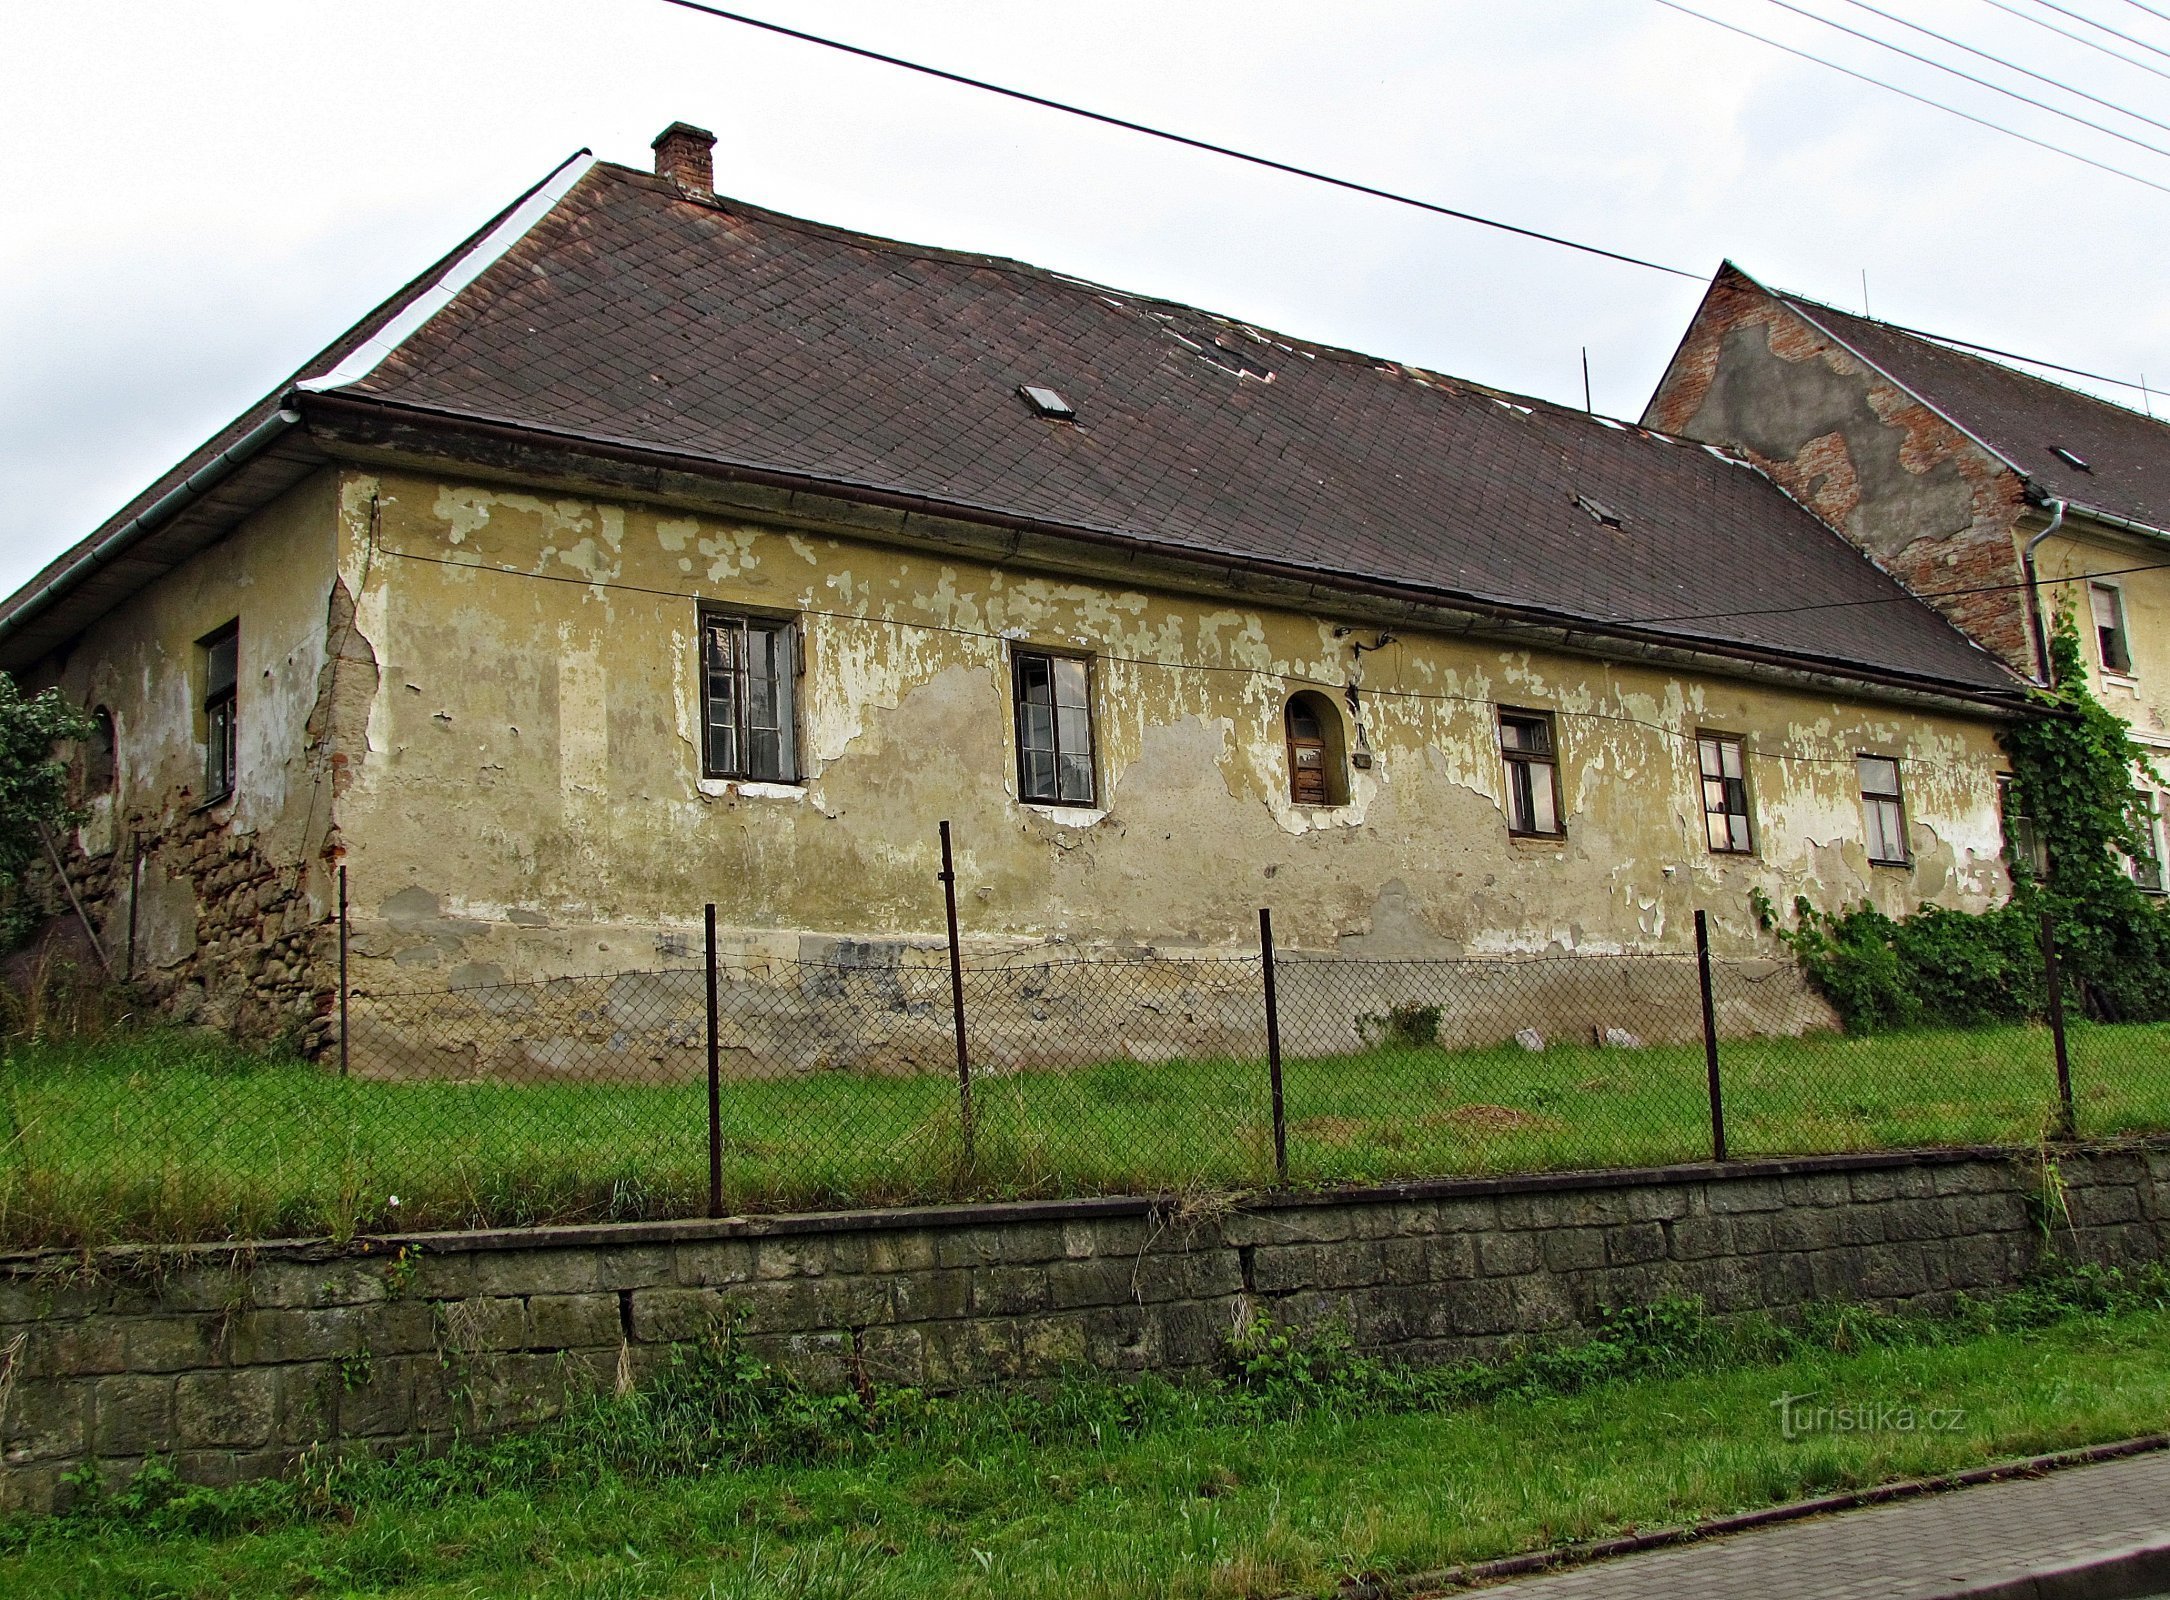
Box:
(1285, 691, 1350, 806)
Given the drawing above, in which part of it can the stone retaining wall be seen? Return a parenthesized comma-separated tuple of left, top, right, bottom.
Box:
(3, 1143, 2165, 1514)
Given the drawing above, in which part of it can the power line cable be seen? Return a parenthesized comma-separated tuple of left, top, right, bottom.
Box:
(1832, 0, 2170, 134)
(2026, 0, 2170, 60)
(1757, 0, 2170, 160)
(1865, 316, 2160, 393)
(1651, 0, 2170, 195)
(2114, 0, 2170, 23)
(650, 0, 2167, 401)
(653, 0, 1703, 279)
(1969, 0, 2170, 85)
(370, 538, 2026, 770)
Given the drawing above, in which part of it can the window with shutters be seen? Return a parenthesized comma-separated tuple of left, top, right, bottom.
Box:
(1012, 649, 1096, 805)
(1284, 691, 1349, 806)
(1859, 754, 1909, 866)
(201, 622, 238, 804)
(1697, 733, 1753, 854)
(1498, 709, 1563, 837)
(701, 611, 799, 782)
(2092, 583, 2134, 676)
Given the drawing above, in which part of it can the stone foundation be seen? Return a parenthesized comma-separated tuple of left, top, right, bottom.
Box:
(3, 1142, 2164, 1514)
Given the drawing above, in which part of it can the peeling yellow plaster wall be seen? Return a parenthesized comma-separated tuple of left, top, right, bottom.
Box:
(2033, 521, 2170, 757)
(334, 467, 2013, 980)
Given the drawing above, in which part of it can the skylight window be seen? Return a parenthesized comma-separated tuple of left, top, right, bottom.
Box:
(2050, 445, 2091, 471)
(1019, 384, 1076, 420)
(1572, 493, 1623, 528)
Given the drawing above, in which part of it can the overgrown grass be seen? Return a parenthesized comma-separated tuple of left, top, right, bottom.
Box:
(6, 1267, 2170, 1598)
(2, 1020, 2166, 1251)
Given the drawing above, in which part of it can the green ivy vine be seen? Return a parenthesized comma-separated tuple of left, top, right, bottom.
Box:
(1757, 612, 2170, 1031)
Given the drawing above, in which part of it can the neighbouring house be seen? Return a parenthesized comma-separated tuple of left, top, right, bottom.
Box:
(1, 127, 2035, 1051)
(1646, 263, 2169, 892)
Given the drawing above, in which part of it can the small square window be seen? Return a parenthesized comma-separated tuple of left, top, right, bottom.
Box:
(702, 611, 799, 781)
(2092, 584, 2134, 675)
(1013, 650, 1096, 805)
(1499, 710, 1563, 837)
(1859, 754, 1909, 866)
(1697, 733, 1753, 854)
(201, 622, 238, 803)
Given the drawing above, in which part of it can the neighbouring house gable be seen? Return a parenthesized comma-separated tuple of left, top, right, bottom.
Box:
(1643, 264, 2037, 676)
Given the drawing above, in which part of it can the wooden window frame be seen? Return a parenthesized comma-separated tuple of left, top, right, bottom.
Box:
(1284, 690, 1349, 808)
(1858, 753, 1910, 867)
(699, 607, 801, 783)
(2091, 583, 2135, 676)
(1497, 707, 1564, 838)
(200, 621, 238, 806)
(1011, 647, 1098, 807)
(2133, 789, 2166, 895)
(1697, 731, 1754, 856)
(1997, 772, 2045, 879)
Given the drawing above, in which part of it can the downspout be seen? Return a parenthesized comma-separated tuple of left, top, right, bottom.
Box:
(2022, 498, 2066, 688)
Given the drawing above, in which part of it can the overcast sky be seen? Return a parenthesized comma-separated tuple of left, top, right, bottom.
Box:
(6, 0, 2170, 597)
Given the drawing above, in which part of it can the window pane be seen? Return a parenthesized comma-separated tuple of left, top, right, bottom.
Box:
(1706, 812, 1731, 852)
(1021, 703, 1056, 755)
(1021, 749, 1057, 801)
(2091, 585, 2121, 630)
(205, 632, 238, 701)
(1501, 715, 1552, 756)
(1058, 753, 1094, 804)
(1056, 705, 1092, 759)
(748, 728, 783, 781)
(1052, 657, 1089, 709)
(1698, 738, 1720, 779)
(1721, 741, 1743, 780)
(1868, 798, 1906, 862)
(1017, 655, 1053, 705)
(1527, 761, 1558, 834)
(1730, 814, 1752, 852)
(1704, 777, 1728, 815)
(1858, 756, 1900, 798)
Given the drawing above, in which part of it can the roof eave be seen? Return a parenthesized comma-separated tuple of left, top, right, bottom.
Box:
(297, 387, 2036, 719)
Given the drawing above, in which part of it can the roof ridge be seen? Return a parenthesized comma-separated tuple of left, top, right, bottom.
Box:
(1778, 288, 2170, 435)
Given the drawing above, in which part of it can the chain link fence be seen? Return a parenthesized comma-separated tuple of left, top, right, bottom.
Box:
(1, 900, 2164, 1250)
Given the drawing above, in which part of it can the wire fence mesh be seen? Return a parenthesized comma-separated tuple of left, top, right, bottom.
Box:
(2, 907, 2165, 1250)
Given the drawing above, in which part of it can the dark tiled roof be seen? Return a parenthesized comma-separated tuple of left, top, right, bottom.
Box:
(11, 158, 2020, 698)
(1784, 296, 2170, 532)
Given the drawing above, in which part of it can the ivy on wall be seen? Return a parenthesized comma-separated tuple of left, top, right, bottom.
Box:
(1758, 615, 2170, 1031)
(0, 672, 94, 948)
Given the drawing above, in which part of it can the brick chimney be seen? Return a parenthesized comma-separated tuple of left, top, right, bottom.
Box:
(651, 121, 716, 193)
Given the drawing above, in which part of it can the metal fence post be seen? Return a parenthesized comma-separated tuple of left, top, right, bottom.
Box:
(706, 903, 723, 1217)
(2041, 910, 2075, 1138)
(1260, 907, 1287, 1184)
(1695, 909, 1727, 1162)
(338, 865, 350, 1078)
(939, 821, 974, 1167)
(125, 837, 142, 983)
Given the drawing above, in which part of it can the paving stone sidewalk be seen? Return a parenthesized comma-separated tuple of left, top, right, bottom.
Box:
(1477, 1449, 2170, 1599)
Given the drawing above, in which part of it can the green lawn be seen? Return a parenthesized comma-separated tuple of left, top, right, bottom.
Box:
(5, 1285, 2170, 1598)
(1, 1020, 2164, 1252)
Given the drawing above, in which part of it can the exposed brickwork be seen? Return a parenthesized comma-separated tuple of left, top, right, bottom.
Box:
(649, 121, 714, 193)
(4, 1143, 2164, 1514)
(1645, 268, 2037, 678)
